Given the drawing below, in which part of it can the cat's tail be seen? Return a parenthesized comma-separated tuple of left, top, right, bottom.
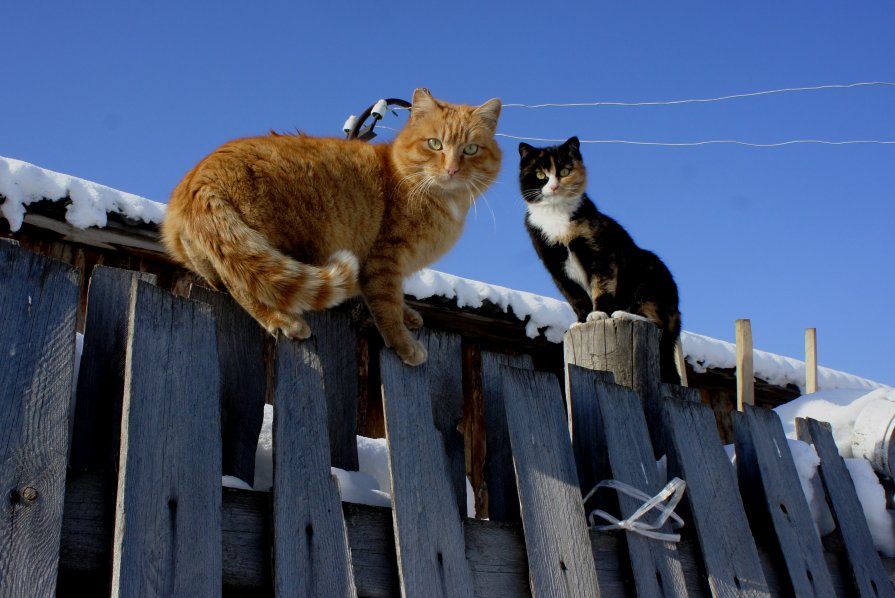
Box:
(659, 315, 683, 385)
(162, 187, 359, 316)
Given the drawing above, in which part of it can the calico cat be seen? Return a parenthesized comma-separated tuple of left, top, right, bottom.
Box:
(162, 88, 502, 366)
(519, 137, 682, 384)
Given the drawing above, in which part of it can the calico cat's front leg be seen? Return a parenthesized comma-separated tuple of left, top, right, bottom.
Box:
(360, 257, 427, 366)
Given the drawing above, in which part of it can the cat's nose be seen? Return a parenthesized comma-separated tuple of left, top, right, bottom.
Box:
(446, 166, 460, 177)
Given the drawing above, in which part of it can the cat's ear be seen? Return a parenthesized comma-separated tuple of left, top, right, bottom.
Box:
(411, 88, 438, 122)
(473, 98, 502, 133)
(563, 136, 582, 158)
(519, 143, 536, 159)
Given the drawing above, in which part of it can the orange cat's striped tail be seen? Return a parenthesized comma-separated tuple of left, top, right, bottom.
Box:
(162, 186, 359, 328)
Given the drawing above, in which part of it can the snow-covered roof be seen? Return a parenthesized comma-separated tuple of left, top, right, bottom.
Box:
(2, 155, 888, 393)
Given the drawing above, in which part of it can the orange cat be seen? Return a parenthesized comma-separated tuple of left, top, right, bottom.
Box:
(161, 88, 502, 365)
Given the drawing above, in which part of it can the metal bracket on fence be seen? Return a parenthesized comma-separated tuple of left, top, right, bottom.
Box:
(343, 97, 411, 141)
(584, 477, 687, 542)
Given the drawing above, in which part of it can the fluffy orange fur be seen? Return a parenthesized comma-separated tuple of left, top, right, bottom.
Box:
(162, 88, 502, 365)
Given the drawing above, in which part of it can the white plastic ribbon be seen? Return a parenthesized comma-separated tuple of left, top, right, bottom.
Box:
(583, 477, 687, 542)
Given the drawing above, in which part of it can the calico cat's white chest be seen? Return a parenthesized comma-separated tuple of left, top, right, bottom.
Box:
(564, 251, 590, 292)
(527, 202, 573, 243)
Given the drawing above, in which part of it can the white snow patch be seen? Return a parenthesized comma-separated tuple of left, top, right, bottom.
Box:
(0, 156, 165, 232)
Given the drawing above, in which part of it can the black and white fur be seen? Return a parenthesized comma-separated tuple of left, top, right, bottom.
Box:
(519, 136, 682, 384)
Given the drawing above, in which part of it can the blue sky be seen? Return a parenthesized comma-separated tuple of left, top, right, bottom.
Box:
(5, 2, 895, 386)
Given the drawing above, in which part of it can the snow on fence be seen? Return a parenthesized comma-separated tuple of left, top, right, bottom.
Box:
(2, 237, 894, 597)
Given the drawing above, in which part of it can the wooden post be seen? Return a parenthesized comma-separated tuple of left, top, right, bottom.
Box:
(805, 327, 818, 394)
(564, 318, 663, 451)
(736, 319, 754, 411)
(675, 340, 689, 387)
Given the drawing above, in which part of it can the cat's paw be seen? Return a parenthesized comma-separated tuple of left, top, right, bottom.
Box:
(586, 311, 610, 322)
(395, 339, 428, 366)
(279, 316, 312, 340)
(403, 306, 424, 330)
(611, 310, 651, 323)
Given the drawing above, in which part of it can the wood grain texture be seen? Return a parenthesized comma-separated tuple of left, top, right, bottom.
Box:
(796, 417, 895, 597)
(305, 310, 360, 471)
(57, 479, 895, 596)
(482, 351, 533, 523)
(111, 281, 222, 597)
(271, 336, 357, 597)
(565, 365, 614, 505)
(570, 366, 691, 597)
(380, 344, 476, 598)
(660, 397, 770, 597)
(416, 327, 466, 515)
(733, 406, 835, 597)
(564, 318, 664, 454)
(501, 365, 601, 597)
(0, 240, 79, 597)
(71, 266, 157, 471)
(189, 285, 268, 484)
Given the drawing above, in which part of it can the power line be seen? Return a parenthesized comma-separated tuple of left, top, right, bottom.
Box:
(495, 134, 895, 147)
(502, 81, 895, 109)
(377, 125, 895, 147)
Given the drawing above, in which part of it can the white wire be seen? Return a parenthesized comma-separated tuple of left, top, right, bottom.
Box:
(377, 122, 895, 147)
(495, 133, 895, 147)
(503, 81, 895, 109)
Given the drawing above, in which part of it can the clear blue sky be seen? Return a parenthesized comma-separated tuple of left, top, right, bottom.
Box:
(5, 2, 894, 386)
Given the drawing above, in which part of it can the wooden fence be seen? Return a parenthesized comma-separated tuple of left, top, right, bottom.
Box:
(2, 237, 894, 597)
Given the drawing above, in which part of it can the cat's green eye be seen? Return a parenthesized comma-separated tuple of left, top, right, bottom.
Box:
(463, 143, 479, 156)
(427, 138, 443, 151)
(535, 171, 547, 180)
(559, 168, 571, 177)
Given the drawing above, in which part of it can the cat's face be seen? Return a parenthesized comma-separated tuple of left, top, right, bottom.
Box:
(392, 89, 502, 197)
(518, 137, 587, 206)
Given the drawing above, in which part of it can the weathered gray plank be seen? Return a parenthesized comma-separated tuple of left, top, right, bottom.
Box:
(796, 417, 895, 597)
(189, 285, 268, 484)
(734, 407, 835, 597)
(380, 346, 476, 598)
(569, 366, 691, 597)
(111, 280, 222, 597)
(565, 365, 614, 505)
(501, 365, 601, 597)
(70, 266, 157, 471)
(660, 397, 770, 596)
(306, 310, 360, 471)
(415, 327, 466, 515)
(57, 478, 895, 597)
(661, 383, 701, 403)
(271, 336, 357, 597)
(482, 351, 533, 523)
(564, 319, 665, 453)
(0, 239, 79, 597)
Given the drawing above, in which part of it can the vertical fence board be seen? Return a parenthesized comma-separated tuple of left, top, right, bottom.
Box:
(380, 346, 476, 598)
(271, 337, 357, 597)
(796, 417, 895, 597)
(71, 266, 157, 472)
(565, 366, 614, 505)
(733, 406, 835, 596)
(416, 328, 466, 515)
(306, 310, 360, 471)
(660, 398, 770, 597)
(0, 240, 79, 597)
(501, 365, 601, 597)
(482, 351, 533, 523)
(568, 366, 691, 597)
(111, 281, 222, 597)
(189, 285, 268, 484)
